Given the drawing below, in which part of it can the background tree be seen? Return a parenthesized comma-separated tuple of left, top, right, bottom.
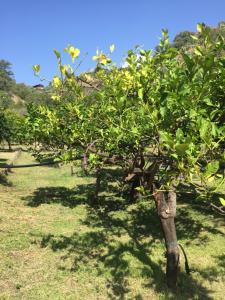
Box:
(0, 108, 24, 149)
(0, 60, 15, 91)
(0, 90, 13, 109)
(171, 21, 225, 50)
(170, 31, 196, 49)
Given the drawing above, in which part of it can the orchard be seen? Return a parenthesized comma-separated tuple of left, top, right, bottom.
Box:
(24, 24, 225, 288)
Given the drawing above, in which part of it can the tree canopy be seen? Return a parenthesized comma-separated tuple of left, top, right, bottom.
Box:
(0, 60, 15, 91)
(2, 23, 224, 288)
(171, 21, 225, 50)
(26, 25, 225, 196)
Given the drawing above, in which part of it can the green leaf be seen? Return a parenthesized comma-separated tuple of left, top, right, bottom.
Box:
(159, 131, 174, 148)
(199, 119, 210, 140)
(131, 127, 138, 134)
(53, 49, 61, 59)
(138, 88, 143, 100)
(89, 153, 97, 161)
(139, 49, 145, 56)
(135, 186, 145, 192)
(197, 23, 203, 33)
(159, 106, 166, 117)
(175, 143, 189, 155)
(33, 64, 40, 73)
(204, 98, 214, 106)
(204, 161, 219, 178)
(176, 128, 184, 141)
(110, 44, 115, 53)
(194, 47, 203, 56)
(171, 153, 178, 159)
(191, 35, 198, 40)
(182, 53, 193, 72)
(219, 198, 225, 207)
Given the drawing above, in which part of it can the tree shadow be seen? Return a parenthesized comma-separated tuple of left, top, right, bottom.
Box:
(0, 172, 12, 186)
(23, 167, 124, 208)
(24, 170, 223, 299)
(178, 183, 225, 215)
(23, 185, 94, 208)
(38, 156, 61, 168)
(215, 254, 225, 270)
(177, 190, 225, 240)
(38, 199, 215, 299)
(0, 158, 8, 167)
(0, 148, 13, 152)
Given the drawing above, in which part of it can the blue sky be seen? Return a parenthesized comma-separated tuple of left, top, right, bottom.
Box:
(1, 0, 225, 86)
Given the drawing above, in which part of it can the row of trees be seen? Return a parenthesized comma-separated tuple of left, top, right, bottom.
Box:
(0, 58, 52, 148)
(0, 109, 23, 150)
(1, 21, 224, 150)
(23, 24, 225, 288)
(0, 61, 21, 148)
(1, 22, 225, 288)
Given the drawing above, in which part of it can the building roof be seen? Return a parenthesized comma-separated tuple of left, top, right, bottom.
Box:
(33, 84, 44, 89)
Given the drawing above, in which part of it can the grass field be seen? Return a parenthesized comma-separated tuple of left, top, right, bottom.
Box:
(0, 149, 224, 299)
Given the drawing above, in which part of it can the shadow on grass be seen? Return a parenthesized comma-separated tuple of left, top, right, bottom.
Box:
(23, 185, 92, 208)
(24, 168, 124, 208)
(178, 183, 225, 215)
(38, 201, 215, 299)
(0, 172, 12, 186)
(38, 156, 61, 169)
(24, 170, 223, 299)
(0, 158, 8, 167)
(0, 148, 13, 152)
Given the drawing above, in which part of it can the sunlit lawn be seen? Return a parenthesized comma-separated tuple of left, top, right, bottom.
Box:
(0, 149, 224, 299)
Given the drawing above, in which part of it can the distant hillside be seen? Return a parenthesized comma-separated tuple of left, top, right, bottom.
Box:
(171, 21, 225, 49)
(11, 94, 25, 105)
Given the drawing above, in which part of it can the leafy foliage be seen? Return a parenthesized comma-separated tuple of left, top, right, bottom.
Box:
(0, 60, 15, 91)
(171, 21, 225, 50)
(25, 25, 225, 197)
(0, 108, 24, 148)
(0, 90, 14, 109)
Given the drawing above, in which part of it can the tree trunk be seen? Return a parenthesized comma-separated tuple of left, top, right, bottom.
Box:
(129, 175, 140, 203)
(82, 153, 88, 175)
(7, 140, 12, 151)
(153, 188, 180, 289)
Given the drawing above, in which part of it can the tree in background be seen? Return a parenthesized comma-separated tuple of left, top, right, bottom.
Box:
(0, 108, 24, 149)
(171, 31, 196, 49)
(0, 60, 15, 91)
(12, 83, 52, 106)
(171, 21, 225, 50)
(0, 59, 52, 116)
(12, 83, 31, 100)
(0, 90, 13, 109)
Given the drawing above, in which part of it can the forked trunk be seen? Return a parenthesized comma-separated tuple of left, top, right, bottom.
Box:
(153, 188, 180, 289)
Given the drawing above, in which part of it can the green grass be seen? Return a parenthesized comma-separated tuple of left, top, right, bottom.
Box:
(0, 149, 224, 299)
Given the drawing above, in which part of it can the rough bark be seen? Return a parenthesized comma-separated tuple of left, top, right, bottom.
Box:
(82, 153, 88, 175)
(129, 175, 140, 203)
(126, 153, 145, 203)
(153, 187, 180, 289)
